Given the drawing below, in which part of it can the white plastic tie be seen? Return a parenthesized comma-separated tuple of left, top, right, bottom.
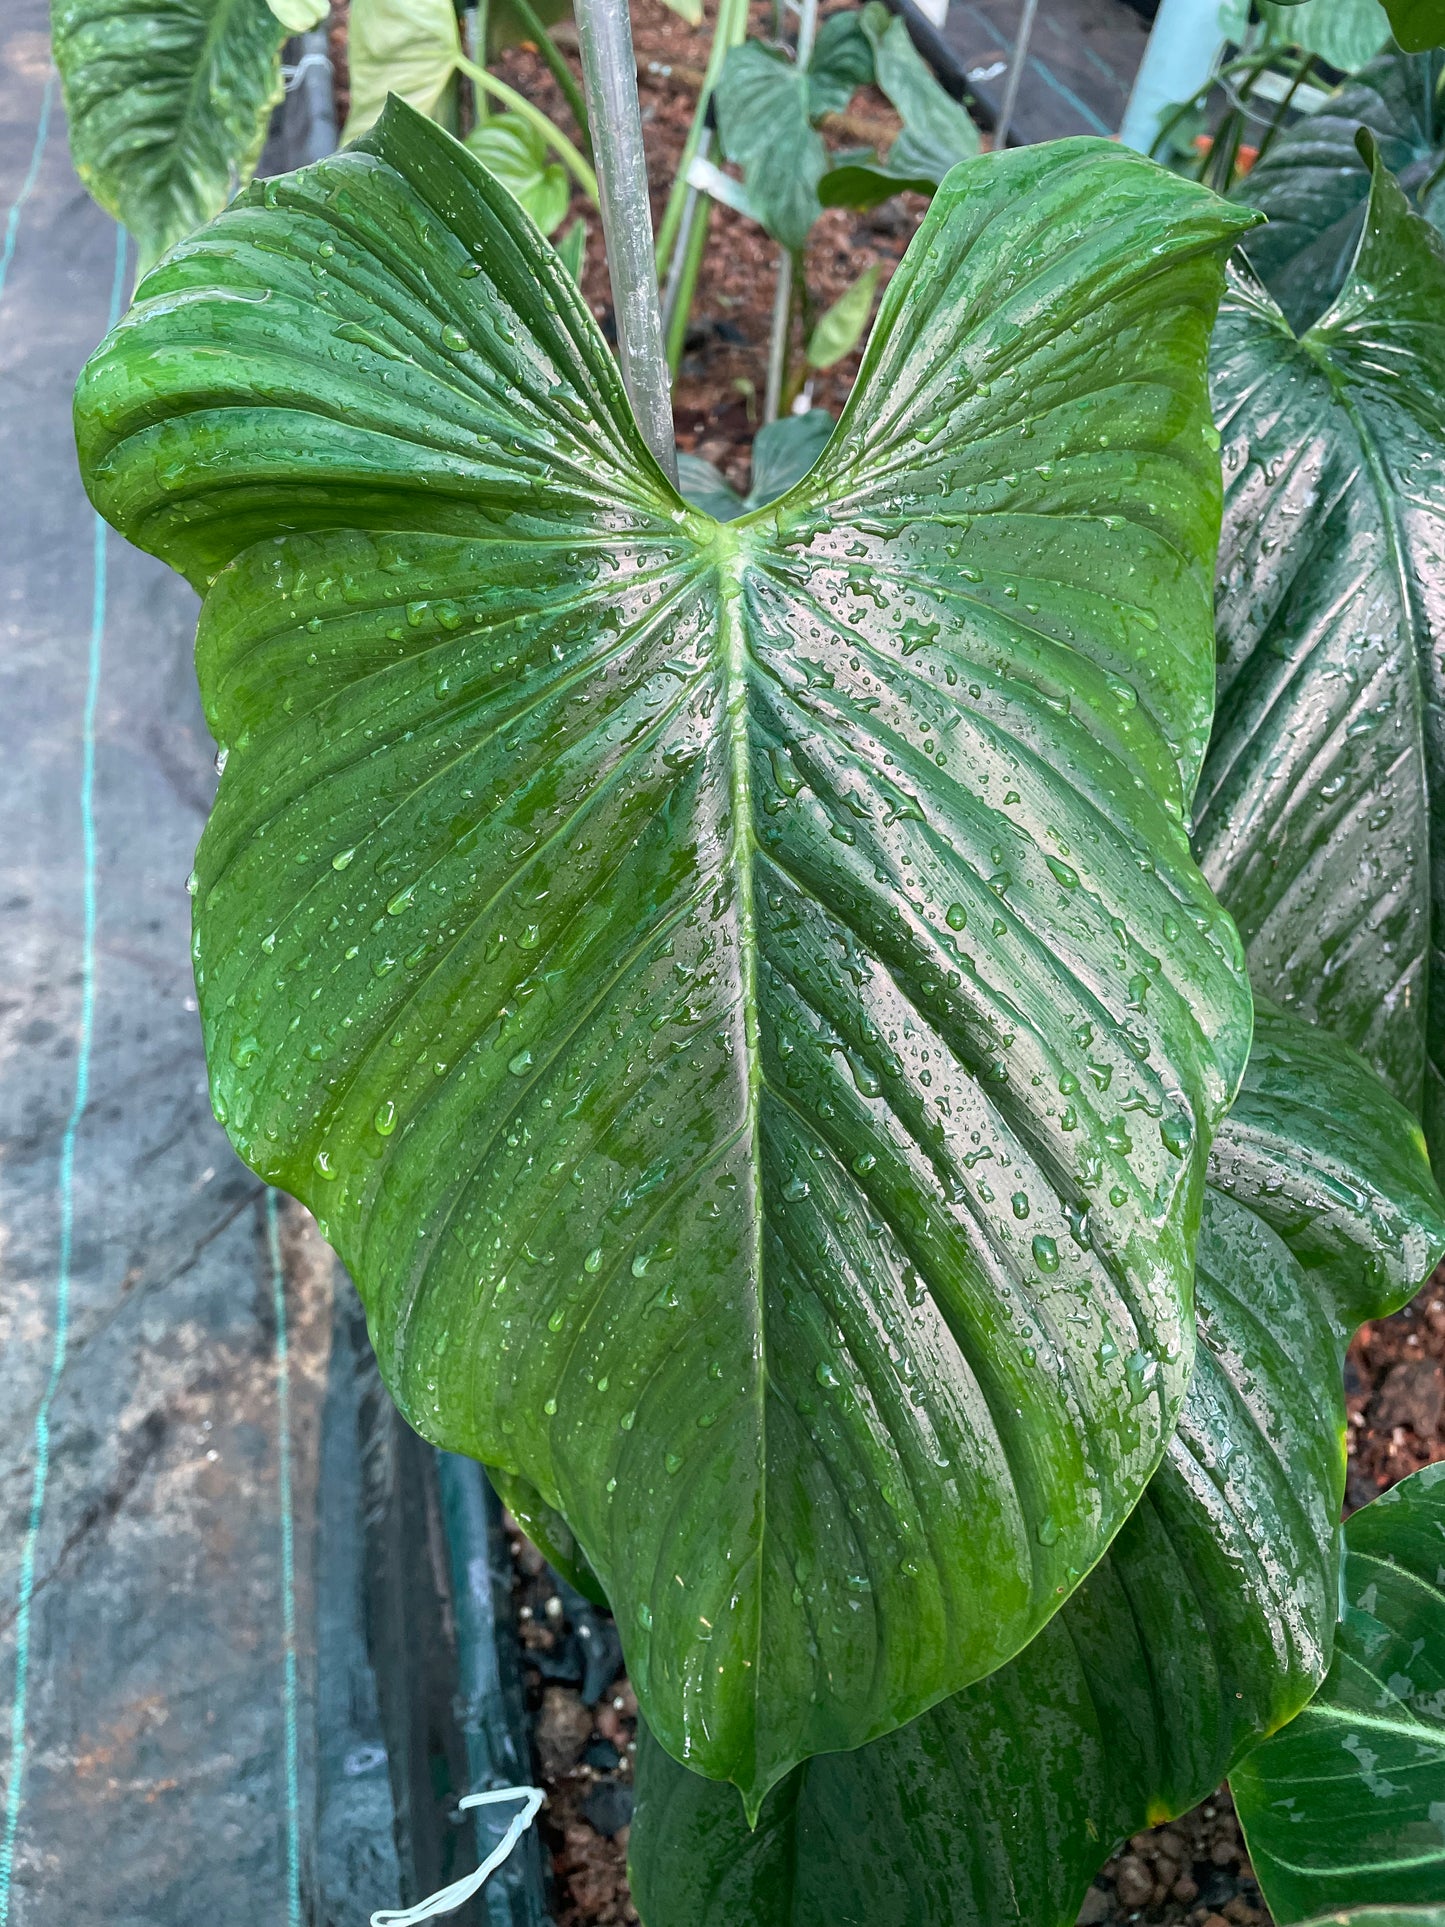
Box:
(369, 1785, 545, 1927)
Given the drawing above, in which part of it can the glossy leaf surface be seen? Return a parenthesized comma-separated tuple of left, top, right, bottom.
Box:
(51, 0, 286, 270)
(75, 112, 1254, 1806)
(630, 1009, 1445, 1927)
(1234, 1464, 1445, 1923)
(1196, 158, 1445, 1155)
(1234, 50, 1445, 332)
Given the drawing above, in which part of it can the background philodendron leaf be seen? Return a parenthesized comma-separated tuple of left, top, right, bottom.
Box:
(629, 1006, 1445, 1927)
(265, 0, 326, 29)
(1234, 50, 1445, 332)
(714, 41, 826, 250)
(1196, 153, 1445, 1158)
(342, 0, 460, 140)
(466, 112, 570, 235)
(1259, 0, 1391, 73)
(677, 410, 837, 523)
(74, 111, 1256, 1808)
(818, 2, 978, 209)
(50, 0, 287, 271)
(1233, 1464, 1445, 1922)
(805, 263, 880, 369)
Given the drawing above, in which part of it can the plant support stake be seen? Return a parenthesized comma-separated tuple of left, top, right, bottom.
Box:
(993, 0, 1038, 150)
(574, 0, 678, 482)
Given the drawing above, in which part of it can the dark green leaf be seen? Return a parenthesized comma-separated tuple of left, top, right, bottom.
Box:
(746, 409, 834, 505)
(1234, 1464, 1445, 1923)
(1196, 155, 1445, 1156)
(629, 1009, 1445, 1927)
(715, 42, 825, 250)
(679, 414, 838, 526)
(1234, 49, 1445, 332)
(487, 1464, 607, 1604)
(817, 158, 939, 210)
(1383, 0, 1445, 50)
(860, 0, 979, 178)
(50, 0, 287, 271)
(75, 113, 1254, 1808)
(806, 11, 875, 119)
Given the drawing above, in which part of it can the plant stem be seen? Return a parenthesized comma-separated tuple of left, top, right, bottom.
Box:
(763, 0, 817, 425)
(504, 0, 593, 153)
(573, 0, 678, 482)
(455, 53, 600, 199)
(655, 0, 749, 278)
(662, 128, 714, 374)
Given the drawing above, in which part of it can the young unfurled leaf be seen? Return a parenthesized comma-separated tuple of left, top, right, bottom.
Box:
(805, 263, 879, 368)
(266, 0, 327, 29)
(1234, 1463, 1445, 1923)
(75, 109, 1254, 1808)
(51, 0, 287, 270)
(467, 111, 570, 235)
(342, 0, 460, 140)
(630, 1007, 1445, 1927)
(1234, 49, 1445, 332)
(1197, 153, 1445, 1158)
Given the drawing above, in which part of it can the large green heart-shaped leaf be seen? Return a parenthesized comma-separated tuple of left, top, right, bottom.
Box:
(629, 1007, 1445, 1927)
(51, 0, 287, 271)
(1234, 1463, 1445, 1923)
(1234, 50, 1445, 332)
(1195, 153, 1445, 1155)
(74, 108, 1254, 1806)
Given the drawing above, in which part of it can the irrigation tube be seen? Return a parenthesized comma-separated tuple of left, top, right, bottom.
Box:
(574, 0, 678, 482)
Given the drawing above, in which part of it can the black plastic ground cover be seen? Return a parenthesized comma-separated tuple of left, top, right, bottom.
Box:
(884, 0, 1150, 144)
(0, 9, 549, 1920)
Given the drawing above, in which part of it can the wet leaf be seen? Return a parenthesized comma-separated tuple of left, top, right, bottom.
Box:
(1234, 49, 1445, 332)
(51, 0, 286, 271)
(75, 110, 1254, 1808)
(1196, 152, 1445, 1156)
(629, 1008, 1445, 1927)
(1234, 1462, 1445, 1922)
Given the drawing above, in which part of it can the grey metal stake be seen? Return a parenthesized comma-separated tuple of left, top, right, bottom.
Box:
(574, 0, 678, 483)
(993, 0, 1039, 150)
